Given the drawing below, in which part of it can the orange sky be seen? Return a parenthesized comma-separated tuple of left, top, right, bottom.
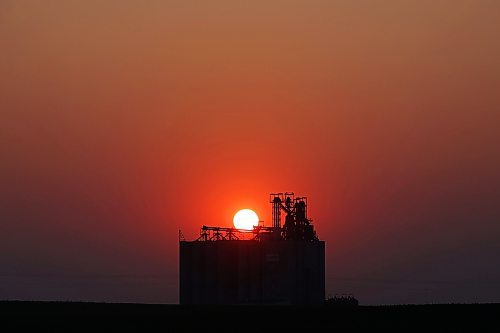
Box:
(1, 0, 500, 304)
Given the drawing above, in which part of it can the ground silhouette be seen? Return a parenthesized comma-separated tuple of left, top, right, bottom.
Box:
(1, 301, 499, 331)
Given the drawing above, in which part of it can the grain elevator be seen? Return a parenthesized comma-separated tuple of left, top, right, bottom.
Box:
(179, 192, 325, 305)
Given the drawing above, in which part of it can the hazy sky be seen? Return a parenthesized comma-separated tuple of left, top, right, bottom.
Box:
(1, 0, 499, 304)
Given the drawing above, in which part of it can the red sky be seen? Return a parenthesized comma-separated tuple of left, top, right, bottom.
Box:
(1, 0, 500, 304)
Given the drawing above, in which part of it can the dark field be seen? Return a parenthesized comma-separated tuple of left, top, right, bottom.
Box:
(2, 301, 499, 331)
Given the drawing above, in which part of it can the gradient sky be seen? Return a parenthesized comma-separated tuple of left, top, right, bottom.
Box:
(1, 0, 499, 304)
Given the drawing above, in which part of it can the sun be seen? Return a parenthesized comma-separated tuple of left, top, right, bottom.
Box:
(233, 209, 259, 230)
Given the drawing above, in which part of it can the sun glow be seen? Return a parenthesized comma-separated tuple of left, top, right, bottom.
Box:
(233, 209, 259, 230)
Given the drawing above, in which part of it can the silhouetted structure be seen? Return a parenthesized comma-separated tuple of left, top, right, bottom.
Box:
(179, 192, 325, 304)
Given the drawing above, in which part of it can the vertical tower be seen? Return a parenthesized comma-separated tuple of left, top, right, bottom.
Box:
(270, 193, 284, 228)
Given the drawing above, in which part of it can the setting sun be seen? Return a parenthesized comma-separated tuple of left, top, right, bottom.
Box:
(233, 209, 259, 230)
